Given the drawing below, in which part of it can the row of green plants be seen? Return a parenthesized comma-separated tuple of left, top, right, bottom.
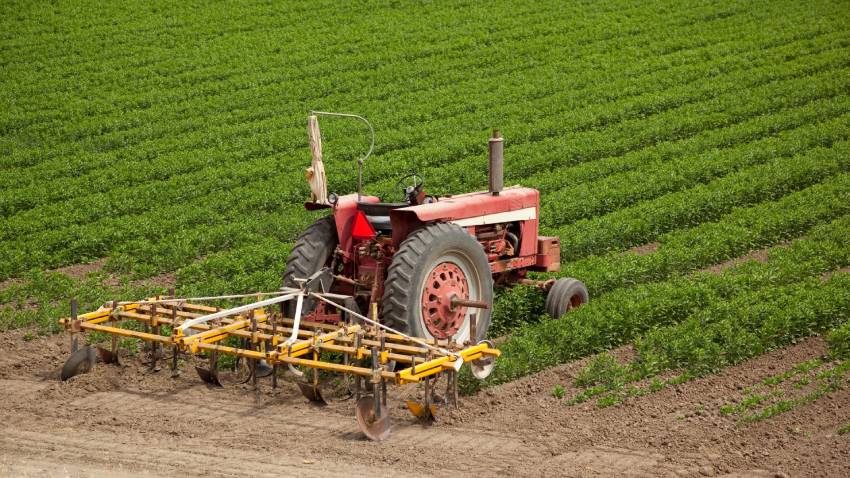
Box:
(489, 42, 850, 182)
(0, 0, 771, 175)
(464, 212, 850, 392)
(723, 361, 850, 424)
(523, 91, 849, 196)
(559, 243, 850, 406)
(2, 65, 848, 280)
(9, 7, 847, 179)
(1, 0, 798, 161)
(371, 28, 850, 183)
(489, 171, 850, 333)
(2, 0, 665, 106)
(4, 22, 840, 193)
(558, 164, 850, 296)
(554, 134, 850, 261)
(4, 0, 840, 173)
(827, 320, 850, 360)
(6, 24, 843, 222)
(540, 106, 850, 225)
(635, 275, 850, 380)
(385, 38, 850, 196)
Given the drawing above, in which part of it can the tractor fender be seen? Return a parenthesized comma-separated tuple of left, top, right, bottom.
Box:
(334, 194, 380, 257)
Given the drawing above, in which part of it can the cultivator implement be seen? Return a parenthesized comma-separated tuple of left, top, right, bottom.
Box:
(59, 280, 500, 441)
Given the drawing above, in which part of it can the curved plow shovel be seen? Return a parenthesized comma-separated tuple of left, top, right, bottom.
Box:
(297, 381, 327, 405)
(254, 359, 274, 379)
(471, 340, 496, 379)
(96, 346, 120, 365)
(60, 346, 97, 381)
(355, 395, 391, 441)
(196, 350, 223, 387)
(195, 366, 222, 387)
(471, 358, 495, 379)
(406, 400, 437, 423)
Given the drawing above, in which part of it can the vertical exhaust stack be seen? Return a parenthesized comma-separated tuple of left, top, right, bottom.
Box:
(488, 129, 504, 196)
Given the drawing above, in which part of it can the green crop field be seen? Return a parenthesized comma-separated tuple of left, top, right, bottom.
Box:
(2, 0, 849, 394)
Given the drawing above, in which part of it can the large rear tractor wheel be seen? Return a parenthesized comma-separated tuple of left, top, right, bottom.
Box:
(282, 215, 338, 314)
(382, 223, 493, 343)
(545, 277, 589, 319)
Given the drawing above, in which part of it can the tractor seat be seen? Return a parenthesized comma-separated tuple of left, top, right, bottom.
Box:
(357, 201, 407, 231)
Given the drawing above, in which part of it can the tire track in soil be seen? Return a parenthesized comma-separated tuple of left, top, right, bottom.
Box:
(0, 428, 411, 478)
(61, 386, 528, 455)
(0, 381, 527, 477)
(0, 378, 47, 399)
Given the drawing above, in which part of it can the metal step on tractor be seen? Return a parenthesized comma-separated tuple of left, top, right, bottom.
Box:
(58, 112, 588, 440)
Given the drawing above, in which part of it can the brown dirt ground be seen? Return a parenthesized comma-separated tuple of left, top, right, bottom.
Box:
(131, 272, 177, 289)
(626, 242, 660, 256)
(699, 242, 792, 275)
(53, 259, 110, 280)
(56, 259, 179, 289)
(1, 328, 847, 478)
(823, 265, 850, 281)
(0, 277, 22, 293)
(0, 259, 178, 293)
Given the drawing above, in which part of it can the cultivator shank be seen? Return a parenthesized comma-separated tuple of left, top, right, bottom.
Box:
(59, 287, 500, 440)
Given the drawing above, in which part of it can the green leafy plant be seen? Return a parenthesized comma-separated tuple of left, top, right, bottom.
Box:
(552, 384, 565, 399)
(463, 214, 850, 394)
(827, 321, 850, 359)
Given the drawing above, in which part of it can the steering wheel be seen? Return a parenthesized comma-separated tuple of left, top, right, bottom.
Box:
(395, 172, 424, 202)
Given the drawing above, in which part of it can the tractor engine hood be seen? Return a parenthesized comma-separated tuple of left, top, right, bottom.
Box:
(392, 186, 539, 224)
(390, 186, 540, 255)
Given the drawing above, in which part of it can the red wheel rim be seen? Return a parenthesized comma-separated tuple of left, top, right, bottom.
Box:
(421, 262, 469, 339)
(569, 293, 585, 309)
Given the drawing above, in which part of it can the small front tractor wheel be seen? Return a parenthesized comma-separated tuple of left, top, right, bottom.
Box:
(545, 277, 589, 319)
(382, 223, 493, 343)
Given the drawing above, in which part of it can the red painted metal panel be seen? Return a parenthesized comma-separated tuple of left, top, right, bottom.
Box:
(489, 255, 536, 273)
(517, 215, 538, 257)
(389, 187, 540, 254)
(533, 236, 561, 272)
(334, 194, 380, 256)
(393, 187, 539, 222)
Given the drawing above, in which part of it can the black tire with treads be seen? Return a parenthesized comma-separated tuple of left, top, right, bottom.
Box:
(545, 277, 589, 319)
(382, 222, 493, 342)
(282, 215, 338, 314)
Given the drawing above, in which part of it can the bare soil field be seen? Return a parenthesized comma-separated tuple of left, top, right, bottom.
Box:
(1, 329, 846, 478)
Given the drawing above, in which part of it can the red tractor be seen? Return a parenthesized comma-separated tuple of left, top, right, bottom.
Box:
(283, 112, 588, 345)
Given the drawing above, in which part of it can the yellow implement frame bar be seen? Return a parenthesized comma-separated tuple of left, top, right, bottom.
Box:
(60, 297, 500, 386)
